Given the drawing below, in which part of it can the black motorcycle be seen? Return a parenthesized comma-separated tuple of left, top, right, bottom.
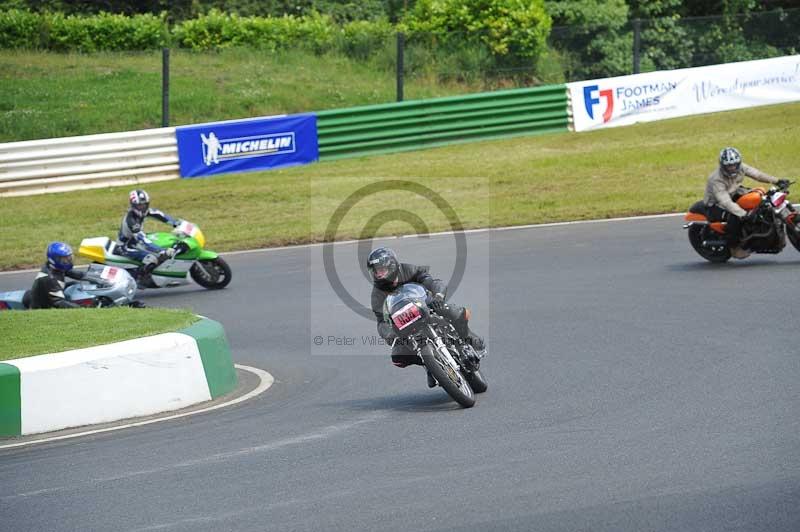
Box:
(384, 283, 487, 408)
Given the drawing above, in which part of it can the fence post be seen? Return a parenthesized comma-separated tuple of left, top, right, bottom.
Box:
(396, 32, 405, 102)
(632, 19, 641, 74)
(162, 48, 170, 127)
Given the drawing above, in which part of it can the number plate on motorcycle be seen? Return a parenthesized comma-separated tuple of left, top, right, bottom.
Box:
(392, 303, 422, 330)
(177, 221, 195, 235)
(100, 266, 119, 281)
(771, 192, 786, 207)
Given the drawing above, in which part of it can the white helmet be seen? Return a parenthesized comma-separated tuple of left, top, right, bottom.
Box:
(129, 189, 150, 218)
(719, 147, 742, 178)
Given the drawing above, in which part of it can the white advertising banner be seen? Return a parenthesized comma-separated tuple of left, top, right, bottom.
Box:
(568, 55, 800, 132)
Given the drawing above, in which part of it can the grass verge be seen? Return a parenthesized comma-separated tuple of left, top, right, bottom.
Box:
(0, 308, 199, 360)
(0, 102, 798, 271)
(0, 48, 494, 142)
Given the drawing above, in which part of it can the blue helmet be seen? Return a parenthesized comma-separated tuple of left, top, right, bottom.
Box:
(46, 242, 74, 272)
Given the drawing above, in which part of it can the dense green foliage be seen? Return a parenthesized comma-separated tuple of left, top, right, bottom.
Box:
(0, 0, 408, 23)
(0, 9, 168, 51)
(546, 0, 631, 79)
(0, 1, 797, 83)
(545, 0, 798, 80)
(404, 0, 551, 68)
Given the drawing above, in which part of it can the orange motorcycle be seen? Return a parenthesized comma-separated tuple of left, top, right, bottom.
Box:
(684, 181, 799, 262)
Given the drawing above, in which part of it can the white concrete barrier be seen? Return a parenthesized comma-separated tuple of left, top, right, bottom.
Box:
(0, 318, 237, 437)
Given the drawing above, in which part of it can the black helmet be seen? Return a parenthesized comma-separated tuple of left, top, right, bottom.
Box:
(129, 189, 150, 217)
(367, 247, 400, 288)
(719, 147, 742, 178)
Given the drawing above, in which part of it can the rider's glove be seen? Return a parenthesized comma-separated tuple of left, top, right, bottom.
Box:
(742, 209, 757, 222)
(430, 292, 446, 313)
(776, 179, 790, 190)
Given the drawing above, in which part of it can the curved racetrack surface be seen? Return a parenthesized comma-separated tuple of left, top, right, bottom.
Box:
(1, 216, 798, 532)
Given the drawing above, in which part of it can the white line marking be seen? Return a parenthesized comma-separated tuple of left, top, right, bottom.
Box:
(222, 212, 685, 255)
(0, 364, 273, 450)
(1, 412, 386, 502)
(0, 213, 685, 276)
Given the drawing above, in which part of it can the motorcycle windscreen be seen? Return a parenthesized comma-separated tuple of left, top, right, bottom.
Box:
(82, 264, 137, 303)
(384, 283, 429, 337)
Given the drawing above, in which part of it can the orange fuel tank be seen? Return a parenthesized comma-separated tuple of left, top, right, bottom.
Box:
(737, 190, 764, 210)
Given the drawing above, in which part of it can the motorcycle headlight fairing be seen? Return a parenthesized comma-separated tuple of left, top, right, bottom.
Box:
(194, 229, 206, 249)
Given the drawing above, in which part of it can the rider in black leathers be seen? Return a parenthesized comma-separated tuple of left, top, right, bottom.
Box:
(29, 242, 85, 309)
(118, 189, 181, 286)
(368, 247, 485, 376)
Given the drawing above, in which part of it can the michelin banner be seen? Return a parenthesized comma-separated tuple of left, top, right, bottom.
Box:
(176, 113, 318, 177)
(568, 55, 800, 132)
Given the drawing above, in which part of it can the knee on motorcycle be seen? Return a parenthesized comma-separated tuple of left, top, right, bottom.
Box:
(141, 253, 160, 275)
(452, 306, 485, 353)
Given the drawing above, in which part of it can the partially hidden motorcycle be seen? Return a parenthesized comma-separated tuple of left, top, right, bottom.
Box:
(384, 283, 487, 408)
(78, 220, 232, 289)
(684, 181, 800, 263)
(0, 264, 141, 310)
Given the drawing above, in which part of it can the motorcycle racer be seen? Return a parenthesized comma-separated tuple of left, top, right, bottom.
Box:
(703, 147, 788, 258)
(118, 189, 181, 286)
(29, 242, 85, 309)
(367, 247, 485, 387)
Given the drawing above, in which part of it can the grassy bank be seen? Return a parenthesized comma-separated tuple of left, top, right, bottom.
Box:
(0, 48, 500, 142)
(0, 308, 198, 360)
(1, 101, 797, 271)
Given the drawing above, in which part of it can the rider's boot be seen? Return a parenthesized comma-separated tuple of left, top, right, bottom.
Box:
(730, 246, 751, 259)
(426, 370, 437, 388)
(135, 262, 158, 289)
(467, 331, 485, 353)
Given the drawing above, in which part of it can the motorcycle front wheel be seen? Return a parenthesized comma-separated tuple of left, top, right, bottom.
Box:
(421, 344, 475, 408)
(466, 369, 488, 394)
(190, 258, 232, 289)
(687, 225, 731, 263)
(787, 224, 800, 253)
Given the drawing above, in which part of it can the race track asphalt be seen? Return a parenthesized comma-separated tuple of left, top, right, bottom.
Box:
(1, 216, 798, 532)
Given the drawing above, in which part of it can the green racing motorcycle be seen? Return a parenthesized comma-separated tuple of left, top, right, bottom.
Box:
(78, 220, 232, 290)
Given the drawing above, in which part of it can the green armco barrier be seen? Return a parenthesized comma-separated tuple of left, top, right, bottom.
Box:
(317, 84, 569, 160)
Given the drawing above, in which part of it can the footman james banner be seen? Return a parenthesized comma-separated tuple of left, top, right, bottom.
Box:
(568, 55, 800, 132)
(176, 113, 319, 177)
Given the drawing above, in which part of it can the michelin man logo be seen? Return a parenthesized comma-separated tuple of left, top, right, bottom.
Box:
(200, 131, 295, 166)
(201, 132, 222, 166)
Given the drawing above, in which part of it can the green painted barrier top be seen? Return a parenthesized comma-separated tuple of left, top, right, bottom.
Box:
(317, 84, 567, 119)
(316, 83, 570, 160)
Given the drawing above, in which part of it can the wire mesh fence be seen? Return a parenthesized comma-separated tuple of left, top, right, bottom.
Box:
(548, 8, 800, 83)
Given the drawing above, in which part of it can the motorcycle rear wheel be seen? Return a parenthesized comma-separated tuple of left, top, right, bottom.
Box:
(421, 344, 475, 408)
(190, 258, 232, 289)
(688, 225, 731, 263)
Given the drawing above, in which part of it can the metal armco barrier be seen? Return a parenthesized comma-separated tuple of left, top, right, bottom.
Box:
(316, 84, 569, 161)
(0, 83, 569, 196)
(0, 128, 179, 197)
